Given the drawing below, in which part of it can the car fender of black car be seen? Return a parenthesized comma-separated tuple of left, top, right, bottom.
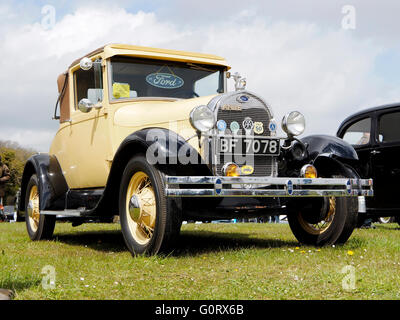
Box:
(300, 134, 360, 178)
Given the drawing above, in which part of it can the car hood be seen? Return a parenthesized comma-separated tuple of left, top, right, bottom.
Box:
(113, 95, 217, 128)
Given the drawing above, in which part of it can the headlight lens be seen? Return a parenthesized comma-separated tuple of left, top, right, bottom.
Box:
(190, 105, 215, 132)
(282, 111, 305, 136)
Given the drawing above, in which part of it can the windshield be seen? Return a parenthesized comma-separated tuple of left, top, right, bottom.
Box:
(109, 57, 226, 100)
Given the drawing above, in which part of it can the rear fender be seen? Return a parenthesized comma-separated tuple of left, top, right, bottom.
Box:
(19, 154, 68, 212)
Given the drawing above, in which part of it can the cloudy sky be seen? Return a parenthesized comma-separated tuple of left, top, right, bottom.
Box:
(0, 0, 400, 151)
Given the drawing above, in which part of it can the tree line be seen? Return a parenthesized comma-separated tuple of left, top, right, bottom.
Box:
(0, 140, 36, 205)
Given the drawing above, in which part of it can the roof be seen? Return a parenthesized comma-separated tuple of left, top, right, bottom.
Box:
(69, 44, 230, 69)
(338, 102, 400, 131)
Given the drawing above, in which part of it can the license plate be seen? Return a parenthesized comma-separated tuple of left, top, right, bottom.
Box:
(217, 137, 280, 156)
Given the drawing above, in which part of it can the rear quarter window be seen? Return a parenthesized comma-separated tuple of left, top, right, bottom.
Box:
(378, 111, 400, 143)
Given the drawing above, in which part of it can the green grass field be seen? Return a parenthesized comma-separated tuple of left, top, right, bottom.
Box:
(1, 221, 400, 300)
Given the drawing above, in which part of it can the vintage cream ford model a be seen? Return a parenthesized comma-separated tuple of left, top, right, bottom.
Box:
(20, 44, 373, 255)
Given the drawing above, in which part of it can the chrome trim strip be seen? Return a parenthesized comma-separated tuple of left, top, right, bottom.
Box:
(40, 210, 83, 217)
(164, 175, 373, 198)
(165, 176, 373, 186)
(166, 189, 373, 198)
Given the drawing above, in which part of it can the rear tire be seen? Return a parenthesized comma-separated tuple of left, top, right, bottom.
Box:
(119, 155, 182, 256)
(24, 174, 56, 240)
(377, 217, 394, 224)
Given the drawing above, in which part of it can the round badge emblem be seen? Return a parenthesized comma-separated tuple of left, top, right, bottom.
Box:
(269, 120, 277, 132)
(230, 121, 240, 134)
(237, 95, 249, 103)
(254, 122, 264, 135)
(217, 120, 227, 131)
(242, 117, 254, 131)
(241, 165, 254, 175)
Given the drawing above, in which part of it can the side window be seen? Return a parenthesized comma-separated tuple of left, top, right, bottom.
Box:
(74, 60, 103, 108)
(342, 117, 371, 146)
(378, 111, 400, 143)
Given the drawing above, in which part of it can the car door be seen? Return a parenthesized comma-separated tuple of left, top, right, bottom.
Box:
(339, 115, 379, 208)
(340, 115, 374, 177)
(65, 59, 113, 189)
(369, 109, 400, 209)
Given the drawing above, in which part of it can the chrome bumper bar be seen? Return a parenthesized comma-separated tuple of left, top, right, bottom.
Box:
(165, 176, 373, 198)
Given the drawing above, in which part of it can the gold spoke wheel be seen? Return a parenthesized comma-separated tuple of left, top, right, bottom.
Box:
(379, 217, 392, 224)
(297, 197, 336, 235)
(27, 185, 40, 233)
(126, 172, 156, 245)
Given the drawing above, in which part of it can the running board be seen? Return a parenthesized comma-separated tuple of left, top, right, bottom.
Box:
(40, 209, 85, 217)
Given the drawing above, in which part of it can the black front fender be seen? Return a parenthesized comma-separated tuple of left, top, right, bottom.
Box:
(19, 154, 68, 212)
(298, 134, 360, 178)
(301, 134, 359, 162)
(117, 127, 204, 166)
(87, 128, 212, 217)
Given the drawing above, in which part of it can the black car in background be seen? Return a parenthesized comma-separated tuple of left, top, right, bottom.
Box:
(337, 103, 400, 224)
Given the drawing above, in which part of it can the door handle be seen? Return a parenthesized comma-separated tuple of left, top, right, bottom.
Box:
(371, 150, 381, 155)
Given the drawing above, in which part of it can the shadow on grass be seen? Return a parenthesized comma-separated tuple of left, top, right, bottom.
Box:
(0, 276, 41, 294)
(53, 228, 299, 256)
(54, 230, 127, 253)
(172, 231, 299, 257)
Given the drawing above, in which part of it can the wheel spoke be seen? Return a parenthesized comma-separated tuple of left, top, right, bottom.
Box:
(138, 221, 154, 239)
(298, 197, 336, 235)
(126, 171, 157, 245)
(28, 185, 40, 232)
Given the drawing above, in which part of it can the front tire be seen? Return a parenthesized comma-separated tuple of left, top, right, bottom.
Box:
(25, 174, 56, 240)
(119, 155, 182, 256)
(287, 194, 358, 246)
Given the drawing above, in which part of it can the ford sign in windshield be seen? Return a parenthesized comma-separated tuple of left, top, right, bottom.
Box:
(110, 57, 226, 100)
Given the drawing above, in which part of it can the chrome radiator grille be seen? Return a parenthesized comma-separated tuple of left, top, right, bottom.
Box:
(215, 108, 276, 177)
(217, 108, 272, 136)
(208, 91, 278, 177)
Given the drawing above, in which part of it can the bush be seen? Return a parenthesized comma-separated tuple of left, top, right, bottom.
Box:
(0, 140, 36, 205)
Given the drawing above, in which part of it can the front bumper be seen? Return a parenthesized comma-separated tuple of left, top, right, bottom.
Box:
(165, 176, 373, 198)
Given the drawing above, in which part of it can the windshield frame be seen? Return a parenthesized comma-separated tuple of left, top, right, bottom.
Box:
(107, 56, 227, 103)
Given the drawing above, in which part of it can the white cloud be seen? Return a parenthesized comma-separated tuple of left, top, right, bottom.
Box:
(195, 19, 395, 136)
(0, 6, 186, 151)
(1, 127, 55, 153)
(0, 5, 399, 151)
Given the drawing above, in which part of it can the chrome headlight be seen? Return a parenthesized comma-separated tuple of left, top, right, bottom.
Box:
(282, 111, 305, 136)
(190, 105, 216, 133)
